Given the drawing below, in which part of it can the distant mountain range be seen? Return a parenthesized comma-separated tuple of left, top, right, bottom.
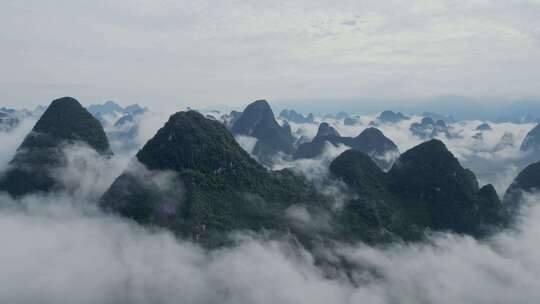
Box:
(1, 96, 539, 255)
(0, 106, 44, 132)
(294, 123, 399, 171)
(279, 109, 314, 124)
(272, 96, 540, 122)
(87, 101, 147, 153)
(87, 100, 146, 119)
(410, 117, 455, 140)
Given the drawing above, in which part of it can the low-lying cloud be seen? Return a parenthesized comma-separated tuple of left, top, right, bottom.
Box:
(0, 117, 36, 170)
(1, 175, 540, 303)
(1, 110, 540, 303)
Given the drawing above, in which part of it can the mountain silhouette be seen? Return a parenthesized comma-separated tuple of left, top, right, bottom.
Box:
(331, 139, 508, 241)
(231, 100, 295, 165)
(0, 97, 111, 197)
(101, 110, 325, 247)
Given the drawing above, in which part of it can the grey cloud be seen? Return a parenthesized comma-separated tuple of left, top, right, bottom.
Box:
(341, 20, 357, 26)
(2, 1, 540, 108)
(1, 171, 540, 303)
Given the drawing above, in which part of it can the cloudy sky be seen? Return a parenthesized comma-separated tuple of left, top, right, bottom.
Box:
(1, 0, 540, 109)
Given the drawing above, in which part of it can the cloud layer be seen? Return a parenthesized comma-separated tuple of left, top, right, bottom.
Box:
(2, 1, 540, 108)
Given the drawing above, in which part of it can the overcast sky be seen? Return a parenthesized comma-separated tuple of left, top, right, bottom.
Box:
(1, 0, 540, 109)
